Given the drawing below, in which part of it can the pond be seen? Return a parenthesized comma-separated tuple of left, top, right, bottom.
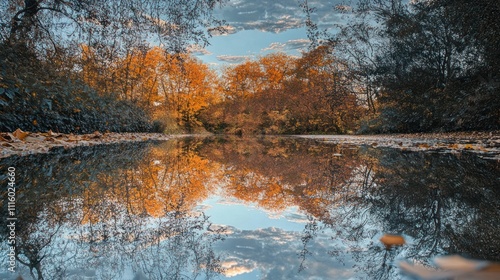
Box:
(1, 136, 499, 279)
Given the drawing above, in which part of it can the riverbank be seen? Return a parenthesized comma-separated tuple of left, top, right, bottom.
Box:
(1, 129, 499, 160)
(295, 131, 500, 160)
(0, 129, 175, 159)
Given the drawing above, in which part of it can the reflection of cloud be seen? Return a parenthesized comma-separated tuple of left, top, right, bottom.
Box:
(215, 226, 355, 279)
(216, 55, 252, 63)
(283, 212, 309, 224)
(221, 259, 257, 277)
(262, 39, 310, 52)
(215, 0, 348, 33)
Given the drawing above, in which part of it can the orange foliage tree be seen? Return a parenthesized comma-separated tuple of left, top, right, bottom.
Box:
(200, 47, 364, 134)
(159, 54, 220, 132)
(79, 45, 221, 132)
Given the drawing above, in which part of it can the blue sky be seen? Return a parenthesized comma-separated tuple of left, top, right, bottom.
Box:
(191, 0, 353, 68)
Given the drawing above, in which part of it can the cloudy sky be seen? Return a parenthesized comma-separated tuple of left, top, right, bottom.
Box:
(193, 0, 354, 68)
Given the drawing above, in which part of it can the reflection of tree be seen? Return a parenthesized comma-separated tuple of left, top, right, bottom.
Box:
(320, 149, 500, 279)
(369, 150, 500, 261)
(2, 137, 498, 279)
(0, 140, 225, 279)
(196, 137, 500, 279)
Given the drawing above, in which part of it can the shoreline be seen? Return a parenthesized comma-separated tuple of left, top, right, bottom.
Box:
(294, 131, 500, 160)
(1, 130, 499, 160)
(0, 130, 177, 159)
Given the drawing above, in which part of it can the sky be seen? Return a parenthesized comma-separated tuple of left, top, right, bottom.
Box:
(191, 0, 354, 68)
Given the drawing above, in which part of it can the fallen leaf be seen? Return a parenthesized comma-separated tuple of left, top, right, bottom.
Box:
(46, 130, 61, 137)
(380, 234, 406, 248)
(66, 137, 79, 142)
(399, 261, 459, 279)
(24, 136, 46, 143)
(418, 143, 431, 149)
(87, 131, 102, 139)
(463, 144, 474, 150)
(448, 143, 459, 149)
(12, 128, 30, 141)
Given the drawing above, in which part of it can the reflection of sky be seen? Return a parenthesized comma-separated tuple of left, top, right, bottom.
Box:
(214, 225, 356, 279)
(200, 195, 308, 231)
(199, 195, 357, 279)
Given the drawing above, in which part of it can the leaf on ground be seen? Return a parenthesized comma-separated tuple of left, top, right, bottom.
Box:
(463, 144, 474, 150)
(24, 135, 46, 142)
(418, 143, 431, 148)
(12, 128, 30, 140)
(380, 234, 406, 248)
(0, 134, 9, 142)
(92, 131, 102, 138)
(66, 136, 79, 142)
(448, 143, 459, 149)
(45, 130, 61, 138)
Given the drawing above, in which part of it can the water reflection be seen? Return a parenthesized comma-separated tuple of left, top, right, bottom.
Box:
(1, 137, 499, 279)
(0, 142, 225, 280)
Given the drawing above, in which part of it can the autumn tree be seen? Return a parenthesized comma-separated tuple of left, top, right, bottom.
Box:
(200, 49, 363, 134)
(159, 54, 220, 132)
(0, 0, 226, 133)
(222, 60, 265, 99)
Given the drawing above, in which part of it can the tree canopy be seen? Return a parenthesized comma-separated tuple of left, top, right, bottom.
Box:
(1, 0, 225, 53)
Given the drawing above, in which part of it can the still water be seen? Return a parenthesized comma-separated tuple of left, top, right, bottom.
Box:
(0, 136, 499, 279)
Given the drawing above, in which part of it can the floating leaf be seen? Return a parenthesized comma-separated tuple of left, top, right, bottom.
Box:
(399, 261, 458, 279)
(380, 234, 406, 248)
(434, 255, 489, 271)
(398, 255, 500, 280)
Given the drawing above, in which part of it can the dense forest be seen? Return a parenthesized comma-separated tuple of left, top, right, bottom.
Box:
(0, 0, 498, 134)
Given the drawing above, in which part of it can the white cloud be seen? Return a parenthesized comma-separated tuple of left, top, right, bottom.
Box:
(209, 25, 239, 36)
(221, 259, 257, 277)
(216, 55, 252, 63)
(214, 0, 349, 33)
(262, 39, 310, 52)
(187, 44, 212, 56)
